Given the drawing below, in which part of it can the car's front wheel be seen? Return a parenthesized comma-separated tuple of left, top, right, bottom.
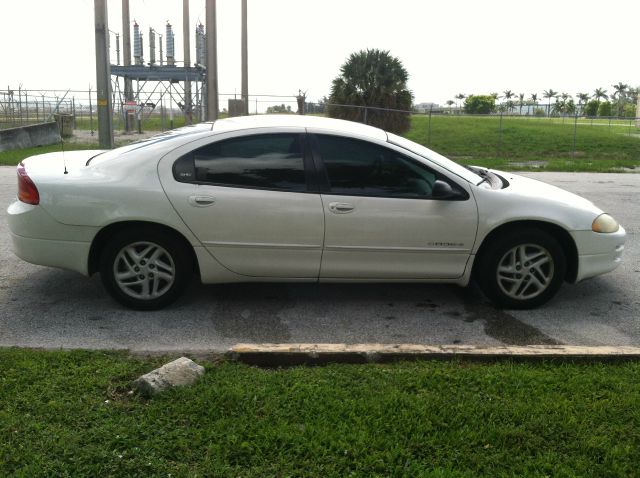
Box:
(99, 228, 192, 310)
(476, 228, 566, 309)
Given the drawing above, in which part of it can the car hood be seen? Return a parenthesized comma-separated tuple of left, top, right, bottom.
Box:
(472, 170, 605, 232)
(497, 171, 599, 211)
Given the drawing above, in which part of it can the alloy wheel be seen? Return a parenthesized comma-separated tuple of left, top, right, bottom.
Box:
(496, 243, 554, 300)
(113, 241, 176, 300)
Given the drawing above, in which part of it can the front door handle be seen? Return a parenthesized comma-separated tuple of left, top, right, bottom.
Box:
(329, 202, 355, 214)
(188, 195, 215, 207)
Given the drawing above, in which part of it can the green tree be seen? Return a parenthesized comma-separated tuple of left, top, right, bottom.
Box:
(627, 87, 638, 107)
(446, 100, 455, 114)
(266, 104, 293, 114)
(528, 93, 539, 115)
(598, 101, 612, 117)
(543, 89, 558, 117)
(327, 49, 413, 133)
(584, 100, 599, 117)
(593, 87, 608, 114)
(552, 97, 575, 119)
(503, 90, 514, 113)
(576, 92, 590, 115)
(623, 103, 636, 118)
(463, 95, 496, 114)
(611, 82, 628, 117)
(518, 93, 525, 115)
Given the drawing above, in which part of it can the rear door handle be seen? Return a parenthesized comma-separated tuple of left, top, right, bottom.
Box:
(188, 195, 215, 207)
(329, 202, 355, 214)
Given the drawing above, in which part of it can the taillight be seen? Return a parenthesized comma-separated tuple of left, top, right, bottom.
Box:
(17, 163, 40, 205)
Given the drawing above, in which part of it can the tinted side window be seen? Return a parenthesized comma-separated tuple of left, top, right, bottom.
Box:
(316, 135, 437, 198)
(175, 134, 307, 192)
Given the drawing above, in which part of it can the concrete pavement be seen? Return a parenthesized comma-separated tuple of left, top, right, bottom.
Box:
(1, 168, 638, 353)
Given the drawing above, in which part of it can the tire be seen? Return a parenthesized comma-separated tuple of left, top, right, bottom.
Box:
(99, 227, 193, 310)
(475, 228, 566, 309)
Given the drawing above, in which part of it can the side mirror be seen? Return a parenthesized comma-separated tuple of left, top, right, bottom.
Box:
(432, 180, 462, 199)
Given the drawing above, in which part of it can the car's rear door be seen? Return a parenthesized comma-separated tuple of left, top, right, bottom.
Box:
(310, 133, 478, 279)
(159, 129, 324, 278)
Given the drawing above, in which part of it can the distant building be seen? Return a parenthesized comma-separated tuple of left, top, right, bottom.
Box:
(414, 102, 440, 113)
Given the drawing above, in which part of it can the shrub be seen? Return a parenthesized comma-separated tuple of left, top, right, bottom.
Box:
(623, 103, 637, 118)
(598, 101, 612, 117)
(583, 100, 599, 117)
(463, 95, 496, 114)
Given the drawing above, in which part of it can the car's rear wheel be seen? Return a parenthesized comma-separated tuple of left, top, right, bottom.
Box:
(100, 228, 192, 310)
(475, 228, 566, 309)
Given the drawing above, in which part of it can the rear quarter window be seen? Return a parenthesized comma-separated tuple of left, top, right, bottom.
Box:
(173, 133, 308, 192)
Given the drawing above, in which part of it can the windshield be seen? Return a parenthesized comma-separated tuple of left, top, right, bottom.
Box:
(87, 125, 212, 166)
(387, 132, 483, 184)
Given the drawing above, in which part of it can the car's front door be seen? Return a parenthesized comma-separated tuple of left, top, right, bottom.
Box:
(312, 134, 478, 279)
(161, 130, 324, 278)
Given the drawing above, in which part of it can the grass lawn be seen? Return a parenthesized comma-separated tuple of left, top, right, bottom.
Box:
(2, 114, 638, 172)
(1, 349, 639, 476)
(0, 142, 102, 166)
(74, 115, 188, 132)
(406, 115, 640, 172)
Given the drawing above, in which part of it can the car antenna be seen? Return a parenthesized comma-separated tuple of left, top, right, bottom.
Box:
(60, 128, 68, 175)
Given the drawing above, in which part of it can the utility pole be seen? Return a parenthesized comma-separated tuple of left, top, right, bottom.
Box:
(205, 0, 219, 121)
(241, 0, 248, 115)
(183, 0, 192, 124)
(122, 0, 133, 132)
(94, 0, 113, 148)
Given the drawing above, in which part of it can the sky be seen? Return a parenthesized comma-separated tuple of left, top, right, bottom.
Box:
(1, 0, 638, 107)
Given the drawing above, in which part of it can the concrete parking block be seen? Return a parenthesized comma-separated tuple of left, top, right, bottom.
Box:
(229, 343, 640, 366)
(132, 356, 205, 396)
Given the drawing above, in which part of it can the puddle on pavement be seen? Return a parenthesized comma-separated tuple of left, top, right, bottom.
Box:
(454, 286, 562, 346)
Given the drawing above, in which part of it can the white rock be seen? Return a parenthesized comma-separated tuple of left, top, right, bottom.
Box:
(133, 357, 205, 396)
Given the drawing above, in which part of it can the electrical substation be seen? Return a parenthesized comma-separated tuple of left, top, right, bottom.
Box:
(94, 0, 247, 148)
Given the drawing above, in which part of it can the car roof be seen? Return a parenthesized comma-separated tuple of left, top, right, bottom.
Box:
(209, 114, 388, 142)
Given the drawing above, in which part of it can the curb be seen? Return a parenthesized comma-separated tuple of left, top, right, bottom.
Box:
(228, 343, 640, 366)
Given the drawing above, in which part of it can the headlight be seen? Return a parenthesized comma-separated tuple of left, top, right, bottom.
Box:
(592, 213, 619, 233)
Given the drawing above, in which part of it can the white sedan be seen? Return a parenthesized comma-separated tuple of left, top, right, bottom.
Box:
(8, 115, 626, 310)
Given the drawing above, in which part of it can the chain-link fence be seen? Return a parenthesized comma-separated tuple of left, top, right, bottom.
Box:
(2, 87, 638, 169)
(0, 88, 78, 129)
(312, 103, 639, 169)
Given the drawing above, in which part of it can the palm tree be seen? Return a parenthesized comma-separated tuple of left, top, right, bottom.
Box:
(446, 100, 455, 114)
(555, 94, 573, 121)
(576, 93, 589, 115)
(518, 93, 525, 115)
(528, 93, 539, 117)
(593, 87, 608, 112)
(328, 49, 413, 133)
(611, 82, 628, 100)
(455, 93, 466, 114)
(543, 89, 558, 117)
(503, 90, 514, 113)
(611, 82, 628, 116)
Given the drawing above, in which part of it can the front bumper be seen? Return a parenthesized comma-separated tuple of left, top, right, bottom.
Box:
(571, 226, 626, 282)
